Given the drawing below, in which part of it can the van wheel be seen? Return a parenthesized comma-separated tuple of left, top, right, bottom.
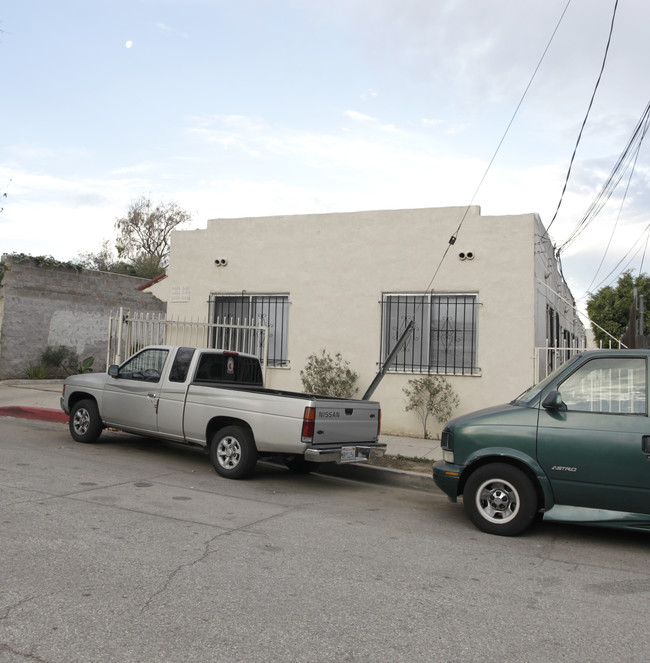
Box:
(210, 426, 258, 479)
(463, 463, 537, 536)
(69, 399, 103, 443)
(285, 455, 320, 474)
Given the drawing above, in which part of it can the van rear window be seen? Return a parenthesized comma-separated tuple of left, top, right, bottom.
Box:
(194, 353, 263, 385)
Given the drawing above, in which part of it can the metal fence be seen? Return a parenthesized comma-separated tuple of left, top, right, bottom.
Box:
(533, 341, 588, 382)
(107, 308, 269, 377)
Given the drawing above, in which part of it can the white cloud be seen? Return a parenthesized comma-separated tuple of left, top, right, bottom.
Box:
(344, 110, 376, 122)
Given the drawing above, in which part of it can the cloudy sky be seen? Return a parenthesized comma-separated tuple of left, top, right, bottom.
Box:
(2, 0, 649, 310)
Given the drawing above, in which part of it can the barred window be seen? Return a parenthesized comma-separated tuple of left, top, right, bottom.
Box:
(210, 294, 289, 367)
(381, 294, 479, 375)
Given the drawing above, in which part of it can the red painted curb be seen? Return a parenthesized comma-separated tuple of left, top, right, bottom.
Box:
(0, 406, 68, 423)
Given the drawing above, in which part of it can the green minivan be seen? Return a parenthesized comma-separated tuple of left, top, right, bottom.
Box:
(433, 350, 650, 536)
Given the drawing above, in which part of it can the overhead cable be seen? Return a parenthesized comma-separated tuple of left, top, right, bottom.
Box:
(584, 115, 649, 292)
(423, 0, 572, 294)
(544, 0, 619, 236)
(557, 98, 650, 255)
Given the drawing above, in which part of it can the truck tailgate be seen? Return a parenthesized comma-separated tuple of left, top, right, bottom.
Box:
(312, 401, 380, 444)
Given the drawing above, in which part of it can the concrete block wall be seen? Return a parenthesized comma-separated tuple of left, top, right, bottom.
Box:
(0, 255, 166, 378)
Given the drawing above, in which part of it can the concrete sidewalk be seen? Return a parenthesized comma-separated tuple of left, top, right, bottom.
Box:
(0, 379, 441, 491)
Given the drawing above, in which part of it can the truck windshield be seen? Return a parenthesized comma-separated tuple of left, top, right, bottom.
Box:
(511, 354, 583, 406)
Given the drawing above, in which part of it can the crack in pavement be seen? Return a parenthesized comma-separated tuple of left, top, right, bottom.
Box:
(138, 505, 305, 616)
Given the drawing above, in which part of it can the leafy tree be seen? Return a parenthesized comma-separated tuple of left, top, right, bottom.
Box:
(115, 196, 192, 279)
(403, 375, 459, 439)
(586, 271, 650, 345)
(78, 196, 192, 279)
(77, 240, 137, 275)
(300, 349, 359, 398)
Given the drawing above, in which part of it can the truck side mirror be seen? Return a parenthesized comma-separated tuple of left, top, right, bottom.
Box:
(108, 365, 119, 378)
(542, 390, 564, 410)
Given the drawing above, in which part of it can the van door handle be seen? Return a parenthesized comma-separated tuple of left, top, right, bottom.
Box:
(642, 436, 650, 454)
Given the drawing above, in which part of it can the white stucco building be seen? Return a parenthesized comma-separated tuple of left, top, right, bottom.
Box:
(148, 206, 585, 438)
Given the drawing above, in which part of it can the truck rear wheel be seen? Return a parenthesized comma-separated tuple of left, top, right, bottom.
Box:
(210, 426, 258, 479)
(463, 463, 537, 536)
(69, 399, 103, 443)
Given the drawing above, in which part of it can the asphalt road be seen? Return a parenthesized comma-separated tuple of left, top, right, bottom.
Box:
(2, 417, 650, 663)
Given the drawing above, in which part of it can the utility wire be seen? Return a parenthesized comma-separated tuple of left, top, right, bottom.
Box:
(584, 123, 647, 292)
(557, 98, 650, 254)
(423, 0, 572, 294)
(545, 0, 619, 236)
(586, 223, 650, 294)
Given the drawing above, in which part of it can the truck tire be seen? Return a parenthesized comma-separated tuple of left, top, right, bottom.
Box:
(463, 463, 538, 536)
(210, 426, 258, 479)
(284, 455, 321, 474)
(69, 399, 103, 443)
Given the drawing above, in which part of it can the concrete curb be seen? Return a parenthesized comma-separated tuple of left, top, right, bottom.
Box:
(0, 406, 69, 423)
(314, 461, 435, 492)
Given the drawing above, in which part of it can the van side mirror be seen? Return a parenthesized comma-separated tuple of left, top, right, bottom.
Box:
(108, 365, 119, 378)
(542, 390, 564, 410)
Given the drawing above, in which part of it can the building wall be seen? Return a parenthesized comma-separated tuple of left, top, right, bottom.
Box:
(150, 206, 577, 437)
(533, 218, 586, 380)
(0, 255, 165, 378)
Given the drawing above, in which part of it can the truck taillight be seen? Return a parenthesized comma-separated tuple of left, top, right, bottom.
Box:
(301, 407, 315, 442)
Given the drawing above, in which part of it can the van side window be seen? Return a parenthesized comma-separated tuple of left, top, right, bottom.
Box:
(169, 347, 195, 383)
(559, 357, 647, 415)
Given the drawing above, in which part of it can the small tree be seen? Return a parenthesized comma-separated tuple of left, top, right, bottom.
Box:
(115, 196, 192, 278)
(586, 271, 650, 345)
(300, 349, 359, 398)
(77, 196, 192, 279)
(403, 375, 459, 439)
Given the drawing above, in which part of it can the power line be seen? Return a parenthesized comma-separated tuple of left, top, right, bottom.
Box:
(585, 223, 650, 295)
(544, 0, 619, 236)
(423, 0, 573, 294)
(557, 98, 650, 255)
(584, 120, 648, 292)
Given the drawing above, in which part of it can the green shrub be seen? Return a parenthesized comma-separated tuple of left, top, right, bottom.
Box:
(300, 349, 359, 398)
(23, 362, 49, 380)
(39, 346, 94, 377)
(403, 375, 459, 439)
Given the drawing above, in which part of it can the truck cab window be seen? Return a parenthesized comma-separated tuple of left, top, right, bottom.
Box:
(169, 347, 196, 383)
(194, 353, 263, 385)
(119, 349, 169, 382)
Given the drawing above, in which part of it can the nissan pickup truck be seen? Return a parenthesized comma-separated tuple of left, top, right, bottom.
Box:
(60, 345, 385, 479)
(433, 349, 650, 536)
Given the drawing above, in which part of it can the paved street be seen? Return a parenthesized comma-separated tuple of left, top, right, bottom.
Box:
(2, 417, 650, 662)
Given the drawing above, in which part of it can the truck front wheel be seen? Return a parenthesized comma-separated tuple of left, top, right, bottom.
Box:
(69, 399, 103, 443)
(210, 426, 258, 479)
(463, 463, 538, 536)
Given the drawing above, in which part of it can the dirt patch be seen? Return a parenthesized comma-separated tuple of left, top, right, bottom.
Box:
(366, 454, 433, 474)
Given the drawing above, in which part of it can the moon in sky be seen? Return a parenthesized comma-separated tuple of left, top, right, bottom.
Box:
(125, 40, 133, 48)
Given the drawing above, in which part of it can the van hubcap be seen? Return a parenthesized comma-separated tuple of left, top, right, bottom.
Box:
(476, 479, 520, 523)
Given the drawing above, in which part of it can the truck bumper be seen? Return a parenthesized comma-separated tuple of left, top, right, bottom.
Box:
(432, 460, 462, 502)
(304, 443, 387, 464)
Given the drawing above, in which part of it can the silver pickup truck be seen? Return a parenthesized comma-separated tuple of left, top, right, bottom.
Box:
(60, 345, 385, 479)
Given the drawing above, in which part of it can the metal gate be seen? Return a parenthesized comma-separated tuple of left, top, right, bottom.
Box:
(107, 308, 270, 376)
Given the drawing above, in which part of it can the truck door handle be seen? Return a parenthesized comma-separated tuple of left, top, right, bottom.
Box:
(147, 393, 157, 399)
